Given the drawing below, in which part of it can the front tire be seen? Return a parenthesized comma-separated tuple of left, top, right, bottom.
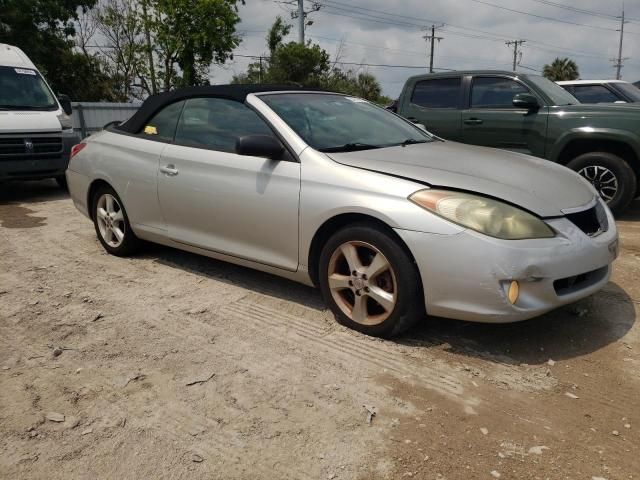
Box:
(318, 223, 424, 338)
(92, 185, 140, 256)
(567, 152, 636, 213)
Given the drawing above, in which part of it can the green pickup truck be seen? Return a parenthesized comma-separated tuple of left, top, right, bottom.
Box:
(395, 70, 640, 212)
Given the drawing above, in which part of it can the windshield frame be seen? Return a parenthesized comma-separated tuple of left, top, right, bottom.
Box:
(255, 91, 434, 153)
(524, 74, 580, 106)
(611, 82, 640, 102)
(0, 65, 59, 111)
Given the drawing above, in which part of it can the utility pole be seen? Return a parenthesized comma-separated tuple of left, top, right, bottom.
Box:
(423, 24, 444, 73)
(298, 0, 304, 44)
(291, 0, 320, 44)
(613, 5, 628, 80)
(506, 40, 525, 72)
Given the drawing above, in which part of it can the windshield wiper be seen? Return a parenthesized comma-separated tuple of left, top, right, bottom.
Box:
(0, 104, 45, 110)
(396, 138, 429, 147)
(320, 143, 382, 153)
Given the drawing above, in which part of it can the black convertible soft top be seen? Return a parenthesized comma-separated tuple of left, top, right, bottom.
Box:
(116, 84, 325, 134)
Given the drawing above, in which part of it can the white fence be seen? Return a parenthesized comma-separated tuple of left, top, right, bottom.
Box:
(71, 102, 141, 138)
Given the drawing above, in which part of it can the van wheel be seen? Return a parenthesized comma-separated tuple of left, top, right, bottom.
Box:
(567, 152, 636, 213)
(92, 185, 140, 256)
(318, 223, 424, 338)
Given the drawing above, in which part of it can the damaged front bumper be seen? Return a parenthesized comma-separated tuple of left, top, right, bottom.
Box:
(395, 204, 618, 323)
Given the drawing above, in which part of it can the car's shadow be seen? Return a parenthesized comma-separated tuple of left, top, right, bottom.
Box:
(617, 198, 640, 221)
(0, 179, 68, 204)
(144, 243, 636, 367)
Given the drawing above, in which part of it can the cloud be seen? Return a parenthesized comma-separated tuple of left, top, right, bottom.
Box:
(211, 0, 640, 97)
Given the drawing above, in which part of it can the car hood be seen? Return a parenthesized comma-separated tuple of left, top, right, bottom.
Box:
(327, 140, 596, 217)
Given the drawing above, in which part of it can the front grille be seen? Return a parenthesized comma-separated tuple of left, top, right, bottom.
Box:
(565, 202, 608, 237)
(0, 135, 63, 159)
(553, 266, 608, 296)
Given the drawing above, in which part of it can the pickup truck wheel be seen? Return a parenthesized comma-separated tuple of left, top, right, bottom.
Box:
(92, 186, 141, 257)
(567, 152, 636, 213)
(318, 223, 424, 338)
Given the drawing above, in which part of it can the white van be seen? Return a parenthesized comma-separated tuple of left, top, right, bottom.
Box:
(0, 44, 81, 187)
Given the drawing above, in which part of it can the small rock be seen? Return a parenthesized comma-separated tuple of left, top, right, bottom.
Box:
(327, 474, 336, 480)
(191, 453, 204, 463)
(565, 392, 579, 399)
(528, 445, 549, 455)
(29, 431, 38, 438)
(592, 477, 607, 480)
(76, 368, 82, 374)
(29, 300, 39, 306)
(46, 412, 65, 423)
(480, 427, 489, 435)
(63, 292, 72, 298)
(2, 366, 9, 370)
(624, 423, 631, 429)
(52, 348, 63, 357)
(490, 470, 501, 478)
(65, 416, 80, 429)
(81, 428, 93, 435)
(612, 430, 620, 436)
(547, 359, 556, 366)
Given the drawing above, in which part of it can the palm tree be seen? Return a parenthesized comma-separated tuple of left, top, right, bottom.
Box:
(355, 72, 382, 101)
(542, 58, 580, 81)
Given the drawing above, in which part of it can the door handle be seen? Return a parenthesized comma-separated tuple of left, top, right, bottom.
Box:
(464, 118, 483, 125)
(160, 165, 179, 176)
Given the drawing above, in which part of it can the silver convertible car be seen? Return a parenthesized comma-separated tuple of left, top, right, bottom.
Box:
(66, 85, 619, 337)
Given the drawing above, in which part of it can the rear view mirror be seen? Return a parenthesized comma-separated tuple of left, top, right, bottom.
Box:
(58, 94, 72, 115)
(512, 93, 539, 110)
(236, 134, 284, 160)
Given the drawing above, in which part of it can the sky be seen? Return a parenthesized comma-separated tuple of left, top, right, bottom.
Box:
(209, 0, 640, 98)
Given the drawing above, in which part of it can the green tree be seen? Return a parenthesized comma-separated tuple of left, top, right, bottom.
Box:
(0, 0, 113, 100)
(543, 57, 580, 81)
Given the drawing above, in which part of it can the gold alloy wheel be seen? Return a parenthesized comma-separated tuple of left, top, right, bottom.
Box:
(327, 241, 398, 326)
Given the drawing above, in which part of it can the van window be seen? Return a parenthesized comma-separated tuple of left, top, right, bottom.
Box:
(410, 78, 461, 109)
(0, 66, 57, 111)
(571, 85, 620, 104)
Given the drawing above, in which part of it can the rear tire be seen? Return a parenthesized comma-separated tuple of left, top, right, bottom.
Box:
(567, 152, 636, 213)
(92, 185, 140, 257)
(318, 223, 424, 338)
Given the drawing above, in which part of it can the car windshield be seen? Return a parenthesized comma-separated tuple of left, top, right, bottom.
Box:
(259, 93, 433, 152)
(526, 75, 579, 106)
(0, 66, 57, 110)
(613, 82, 640, 102)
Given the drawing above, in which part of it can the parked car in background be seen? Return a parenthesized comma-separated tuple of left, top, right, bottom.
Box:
(557, 80, 640, 104)
(395, 70, 640, 212)
(633, 80, 640, 88)
(67, 85, 618, 337)
(0, 44, 80, 188)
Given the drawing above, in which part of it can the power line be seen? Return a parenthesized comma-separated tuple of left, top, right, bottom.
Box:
(522, 0, 618, 20)
(468, 0, 640, 35)
(312, 0, 615, 60)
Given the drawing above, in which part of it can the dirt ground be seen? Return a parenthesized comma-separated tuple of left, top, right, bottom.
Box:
(0, 180, 638, 480)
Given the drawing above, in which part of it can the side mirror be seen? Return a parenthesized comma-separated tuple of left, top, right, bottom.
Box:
(236, 134, 284, 160)
(512, 93, 539, 111)
(58, 94, 72, 115)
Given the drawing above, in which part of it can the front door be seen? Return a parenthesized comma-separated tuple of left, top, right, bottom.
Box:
(460, 76, 547, 157)
(157, 97, 301, 271)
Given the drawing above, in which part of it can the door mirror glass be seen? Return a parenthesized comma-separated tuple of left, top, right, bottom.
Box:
(236, 134, 284, 160)
(58, 94, 72, 115)
(512, 93, 539, 110)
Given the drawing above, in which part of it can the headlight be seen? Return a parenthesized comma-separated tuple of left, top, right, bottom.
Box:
(409, 189, 555, 240)
(57, 112, 73, 131)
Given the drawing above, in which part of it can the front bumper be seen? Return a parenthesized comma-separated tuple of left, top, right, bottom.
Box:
(0, 132, 79, 180)
(395, 205, 618, 323)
